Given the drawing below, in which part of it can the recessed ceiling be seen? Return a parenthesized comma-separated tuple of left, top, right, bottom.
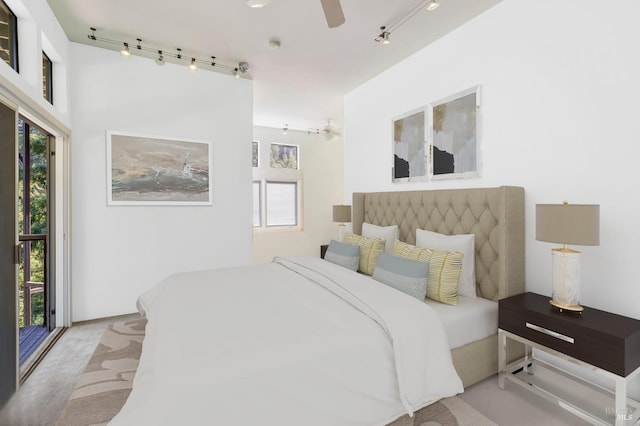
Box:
(47, 0, 501, 133)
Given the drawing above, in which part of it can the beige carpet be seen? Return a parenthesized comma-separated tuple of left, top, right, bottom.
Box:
(57, 319, 496, 426)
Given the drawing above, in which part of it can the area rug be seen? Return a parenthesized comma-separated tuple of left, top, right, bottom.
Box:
(56, 318, 496, 426)
(55, 318, 146, 426)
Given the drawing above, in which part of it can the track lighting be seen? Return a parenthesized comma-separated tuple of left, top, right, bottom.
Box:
(426, 0, 439, 11)
(375, 27, 391, 44)
(155, 50, 165, 66)
(375, 0, 440, 43)
(120, 42, 131, 57)
(87, 28, 249, 78)
(247, 0, 271, 7)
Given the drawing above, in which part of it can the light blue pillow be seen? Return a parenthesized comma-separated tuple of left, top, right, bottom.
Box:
(324, 239, 360, 271)
(372, 252, 429, 300)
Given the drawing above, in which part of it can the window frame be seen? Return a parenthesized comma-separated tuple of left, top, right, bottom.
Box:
(252, 138, 303, 231)
(265, 180, 298, 228)
(0, 0, 19, 72)
(42, 51, 53, 104)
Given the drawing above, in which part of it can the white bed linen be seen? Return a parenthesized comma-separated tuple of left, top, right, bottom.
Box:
(424, 296, 498, 350)
(109, 256, 462, 426)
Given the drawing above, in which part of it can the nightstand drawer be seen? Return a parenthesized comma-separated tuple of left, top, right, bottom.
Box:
(499, 306, 623, 375)
(499, 292, 640, 377)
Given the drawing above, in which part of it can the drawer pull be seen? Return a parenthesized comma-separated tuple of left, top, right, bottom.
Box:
(526, 322, 574, 344)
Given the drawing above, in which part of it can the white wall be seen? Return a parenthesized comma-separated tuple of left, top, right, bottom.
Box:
(252, 126, 344, 264)
(344, 0, 640, 319)
(70, 43, 253, 321)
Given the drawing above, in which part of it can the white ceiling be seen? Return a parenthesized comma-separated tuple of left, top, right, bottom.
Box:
(47, 0, 501, 133)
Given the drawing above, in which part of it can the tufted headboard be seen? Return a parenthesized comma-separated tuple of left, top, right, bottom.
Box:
(352, 186, 525, 301)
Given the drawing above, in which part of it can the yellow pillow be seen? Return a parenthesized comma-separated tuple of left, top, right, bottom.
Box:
(393, 240, 463, 305)
(343, 233, 385, 275)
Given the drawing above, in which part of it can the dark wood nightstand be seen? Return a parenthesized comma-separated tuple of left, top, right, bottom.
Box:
(320, 244, 328, 259)
(498, 292, 640, 425)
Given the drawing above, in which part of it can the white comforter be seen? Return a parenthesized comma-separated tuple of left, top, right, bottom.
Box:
(109, 256, 462, 426)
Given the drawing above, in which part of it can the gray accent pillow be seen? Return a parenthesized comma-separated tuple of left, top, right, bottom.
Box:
(324, 239, 360, 271)
(372, 252, 429, 300)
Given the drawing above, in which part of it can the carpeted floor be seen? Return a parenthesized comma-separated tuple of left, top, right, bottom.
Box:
(56, 318, 496, 426)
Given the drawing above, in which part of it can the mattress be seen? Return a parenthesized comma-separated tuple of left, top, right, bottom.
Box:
(424, 296, 498, 350)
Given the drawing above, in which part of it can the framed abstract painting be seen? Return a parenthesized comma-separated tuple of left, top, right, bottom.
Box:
(430, 85, 480, 180)
(392, 106, 428, 183)
(106, 131, 213, 205)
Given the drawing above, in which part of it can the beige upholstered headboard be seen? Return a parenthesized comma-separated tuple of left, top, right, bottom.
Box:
(352, 186, 525, 301)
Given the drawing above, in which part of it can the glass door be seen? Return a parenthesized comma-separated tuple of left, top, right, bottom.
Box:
(17, 117, 54, 367)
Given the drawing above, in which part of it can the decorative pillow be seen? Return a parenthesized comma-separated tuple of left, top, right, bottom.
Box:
(362, 223, 398, 254)
(393, 240, 463, 305)
(324, 239, 360, 271)
(416, 229, 476, 298)
(342, 233, 385, 275)
(373, 252, 429, 300)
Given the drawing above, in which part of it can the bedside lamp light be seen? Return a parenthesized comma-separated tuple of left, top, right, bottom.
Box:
(333, 205, 351, 242)
(536, 202, 600, 312)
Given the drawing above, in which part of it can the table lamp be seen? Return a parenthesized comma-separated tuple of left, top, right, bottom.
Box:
(333, 205, 351, 242)
(536, 202, 600, 312)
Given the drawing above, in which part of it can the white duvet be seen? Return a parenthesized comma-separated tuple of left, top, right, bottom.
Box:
(109, 256, 463, 426)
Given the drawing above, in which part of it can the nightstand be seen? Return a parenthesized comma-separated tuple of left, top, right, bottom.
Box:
(320, 244, 328, 259)
(498, 292, 640, 425)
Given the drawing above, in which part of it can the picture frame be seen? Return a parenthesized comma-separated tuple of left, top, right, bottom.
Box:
(106, 131, 213, 206)
(391, 106, 428, 183)
(430, 85, 480, 180)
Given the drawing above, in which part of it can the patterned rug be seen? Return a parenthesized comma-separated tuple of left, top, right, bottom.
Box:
(56, 319, 496, 426)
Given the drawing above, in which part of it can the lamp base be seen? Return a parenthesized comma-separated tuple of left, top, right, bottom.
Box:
(549, 299, 584, 313)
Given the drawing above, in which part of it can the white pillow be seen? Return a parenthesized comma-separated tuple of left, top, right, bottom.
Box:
(362, 223, 398, 254)
(416, 229, 476, 298)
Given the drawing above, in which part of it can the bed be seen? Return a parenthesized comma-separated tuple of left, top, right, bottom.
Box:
(352, 185, 525, 387)
(110, 186, 524, 425)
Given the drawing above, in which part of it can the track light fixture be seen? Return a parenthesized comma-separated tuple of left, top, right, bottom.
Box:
(155, 50, 165, 66)
(375, 27, 391, 44)
(246, 0, 272, 7)
(120, 42, 131, 57)
(375, 0, 440, 43)
(87, 28, 249, 78)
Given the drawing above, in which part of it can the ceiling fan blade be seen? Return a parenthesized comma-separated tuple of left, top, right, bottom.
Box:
(320, 0, 345, 28)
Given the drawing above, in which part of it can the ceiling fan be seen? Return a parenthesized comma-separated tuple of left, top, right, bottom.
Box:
(247, 0, 345, 28)
(308, 120, 342, 141)
(320, 0, 346, 28)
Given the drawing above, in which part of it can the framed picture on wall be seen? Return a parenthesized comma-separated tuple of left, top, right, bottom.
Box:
(430, 85, 480, 180)
(106, 131, 213, 205)
(392, 106, 428, 183)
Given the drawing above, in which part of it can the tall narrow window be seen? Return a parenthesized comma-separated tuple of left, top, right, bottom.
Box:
(252, 181, 261, 227)
(42, 52, 53, 104)
(0, 0, 18, 71)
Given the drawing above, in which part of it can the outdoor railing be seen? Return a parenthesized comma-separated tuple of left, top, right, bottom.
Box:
(18, 234, 46, 328)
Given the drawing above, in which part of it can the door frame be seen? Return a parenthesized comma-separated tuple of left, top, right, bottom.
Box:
(0, 87, 72, 403)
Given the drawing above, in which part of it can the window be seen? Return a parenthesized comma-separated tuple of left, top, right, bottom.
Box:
(0, 0, 18, 71)
(42, 52, 53, 104)
(270, 143, 298, 169)
(266, 181, 297, 226)
(253, 139, 302, 230)
(252, 181, 261, 226)
(252, 141, 259, 167)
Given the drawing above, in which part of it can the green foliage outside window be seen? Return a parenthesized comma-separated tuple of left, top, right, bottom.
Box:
(270, 144, 298, 169)
(18, 119, 48, 327)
